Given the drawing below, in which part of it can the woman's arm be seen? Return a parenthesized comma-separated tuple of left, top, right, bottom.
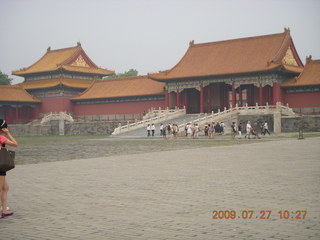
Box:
(1, 128, 18, 147)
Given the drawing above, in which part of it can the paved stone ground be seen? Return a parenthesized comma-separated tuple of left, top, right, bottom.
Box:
(1, 137, 320, 240)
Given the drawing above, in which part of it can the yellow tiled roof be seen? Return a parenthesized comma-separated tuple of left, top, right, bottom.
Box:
(72, 76, 165, 100)
(12, 43, 114, 76)
(0, 85, 41, 102)
(19, 78, 92, 90)
(282, 59, 320, 87)
(150, 29, 303, 81)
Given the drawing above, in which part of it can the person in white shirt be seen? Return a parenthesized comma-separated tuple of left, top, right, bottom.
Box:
(263, 121, 270, 135)
(245, 121, 252, 139)
(151, 123, 156, 136)
(147, 124, 151, 137)
(159, 123, 163, 136)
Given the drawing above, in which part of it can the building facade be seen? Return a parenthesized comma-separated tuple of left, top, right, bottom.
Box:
(149, 28, 311, 113)
(1, 29, 319, 125)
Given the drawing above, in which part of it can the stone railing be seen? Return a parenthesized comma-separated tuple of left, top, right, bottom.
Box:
(142, 107, 186, 120)
(40, 112, 74, 124)
(41, 112, 74, 135)
(177, 102, 296, 133)
(111, 107, 186, 135)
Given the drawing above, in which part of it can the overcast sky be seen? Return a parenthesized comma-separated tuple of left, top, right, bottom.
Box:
(1, 0, 319, 84)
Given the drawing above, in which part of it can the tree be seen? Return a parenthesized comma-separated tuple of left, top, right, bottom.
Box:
(0, 71, 13, 85)
(105, 69, 138, 79)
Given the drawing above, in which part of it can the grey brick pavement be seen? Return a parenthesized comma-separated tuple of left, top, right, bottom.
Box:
(1, 137, 320, 239)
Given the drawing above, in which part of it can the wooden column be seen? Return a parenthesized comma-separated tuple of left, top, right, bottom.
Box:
(239, 85, 243, 106)
(200, 84, 204, 113)
(232, 82, 236, 108)
(220, 83, 225, 110)
(15, 105, 19, 124)
(183, 90, 188, 113)
(176, 89, 180, 109)
(259, 83, 263, 106)
(165, 89, 169, 108)
(207, 85, 212, 113)
(273, 82, 279, 105)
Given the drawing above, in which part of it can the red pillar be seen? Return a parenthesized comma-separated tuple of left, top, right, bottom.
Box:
(220, 83, 225, 110)
(207, 85, 212, 113)
(183, 90, 188, 113)
(232, 82, 236, 108)
(15, 106, 19, 124)
(273, 82, 279, 105)
(176, 89, 180, 109)
(259, 83, 263, 106)
(200, 84, 204, 113)
(165, 89, 169, 108)
(239, 85, 243, 106)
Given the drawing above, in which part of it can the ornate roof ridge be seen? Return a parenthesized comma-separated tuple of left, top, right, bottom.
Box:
(46, 43, 81, 53)
(12, 43, 81, 75)
(99, 75, 148, 82)
(190, 29, 288, 48)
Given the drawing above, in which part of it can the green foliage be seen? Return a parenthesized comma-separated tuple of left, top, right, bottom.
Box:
(0, 71, 12, 85)
(105, 69, 138, 79)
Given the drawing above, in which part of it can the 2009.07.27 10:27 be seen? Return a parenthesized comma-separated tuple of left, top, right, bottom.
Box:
(212, 210, 307, 220)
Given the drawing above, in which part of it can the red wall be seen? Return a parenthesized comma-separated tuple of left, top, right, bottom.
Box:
(40, 97, 73, 114)
(73, 100, 165, 116)
(283, 91, 320, 108)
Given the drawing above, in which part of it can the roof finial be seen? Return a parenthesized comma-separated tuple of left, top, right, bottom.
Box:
(77, 42, 81, 47)
(306, 55, 312, 64)
(189, 40, 194, 47)
(284, 27, 290, 33)
(47, 46, 51, 52)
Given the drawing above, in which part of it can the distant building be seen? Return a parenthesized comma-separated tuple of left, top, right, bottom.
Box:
(1, 29, 319, 124)
(149, 28, 319, 113)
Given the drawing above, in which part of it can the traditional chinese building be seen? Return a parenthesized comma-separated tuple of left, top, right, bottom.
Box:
(282, 57, 320, 113)
(149, 28, 306, 113)
(3, 43, 114, 123)
(1, 28, 319, 125)
(71, 75, 165, 118)
(0, 85, 41, 123)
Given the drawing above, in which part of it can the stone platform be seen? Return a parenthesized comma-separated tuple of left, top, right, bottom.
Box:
(1, 137, 319, 239)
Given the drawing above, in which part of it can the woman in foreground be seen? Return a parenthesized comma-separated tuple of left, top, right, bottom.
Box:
(0, 119, 18, 219)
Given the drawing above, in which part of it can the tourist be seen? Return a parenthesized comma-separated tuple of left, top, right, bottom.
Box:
(172, 124, 178, 139)
(151, 123, 155, 136)
(263, 121, 270, 135)
(238, 123, 242, 139)
(204, 123, 209, 137)
(193, 123, 199, 139)
(231, 122, 237, 139)
(147, 124, 151, 137)
(245, 121, 252, 139)
(221, 122, 226, 135)
(186, 123, 192, 138)
(162, 125, 167, 139)
(0, 119, 18, 219)
(159, 123, 163, 136)
(209, 122, 215, 139)
(167, 124, 172, 135)
(215, 122, 221, 134)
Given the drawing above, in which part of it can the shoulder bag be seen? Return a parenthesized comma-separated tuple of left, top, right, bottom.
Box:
(0, 147, 15, 172)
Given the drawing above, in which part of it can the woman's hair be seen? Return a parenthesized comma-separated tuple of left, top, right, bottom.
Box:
(0, 119, 8, 129)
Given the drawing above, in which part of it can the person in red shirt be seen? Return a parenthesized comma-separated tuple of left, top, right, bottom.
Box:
(0, 119, 18, 219)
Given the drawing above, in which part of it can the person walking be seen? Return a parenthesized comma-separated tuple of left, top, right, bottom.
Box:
(0, 119, 18, 219)
(238, 123, 242, 139)
(147, 124, 151, 137)
(263, 121, 270, 135)
(245, 121, 252, 139)
(151, 123, 155, 136)
(159, 123, 163, 136)
(231, 122, 237, 139)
